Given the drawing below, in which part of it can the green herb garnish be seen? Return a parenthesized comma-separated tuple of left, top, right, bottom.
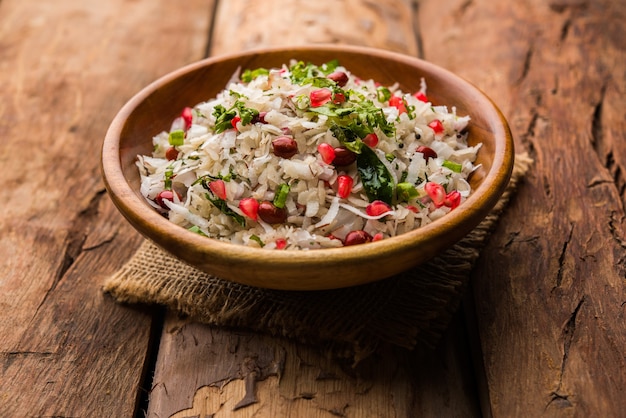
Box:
(273, 184, 290, 209)
(188, 225, 207, 236)
(377, 86, 392, 102)
(212, 101, 259, 133)
(289, 60, 339, 85)
(356, 146, 394, 205)
(249, 235, 265, 247)
(164, 167, 174, 190)
(443, 160, 463, 173)
(205, 193, 245, 227)
(241, 67, 269, 83)
(396, 182, 418, 202)
(168, 129, 185, 146)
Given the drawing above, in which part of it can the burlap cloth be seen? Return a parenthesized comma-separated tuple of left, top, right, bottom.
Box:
(104, 154, 532, 363)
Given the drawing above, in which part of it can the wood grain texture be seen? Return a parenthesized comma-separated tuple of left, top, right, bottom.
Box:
(148, 313, 480, 418)
(0, 0, 214, 415)
(2, 0, 623, 416)
(419, 0, 626, 415)
(210, 0, 420, 56)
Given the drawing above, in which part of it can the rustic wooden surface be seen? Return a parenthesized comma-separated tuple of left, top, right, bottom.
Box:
(0, 0, 624, 417)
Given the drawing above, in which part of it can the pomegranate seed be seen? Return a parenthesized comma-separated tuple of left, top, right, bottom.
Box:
(389, 96, 407, 114)
(310, 88, 332, 107)
(317, 143, 335, 164)
(272, 136, 299, 158)
(165, 146, 179, 161)
(416, 145, 437, 161)
(181, 107, 193, 130)
(413, 92, 429, 102)
(372, 232, 384, 242)
(337, 175, 354, 198)
(428, 119, 444, 134)
(155, 190, 181, 209)
(239, 197, 259, 221)
(333, 146, 356, 166)
(424, 182, 446, 207)
(231, 116, 241, 130)
(444, 190, 461, 209)
(258, 201, 288, 224)
(209, 179, 227, 200)
(344, 230, 372, 246)
(275, 238, 287, 249)
(327, 71, 349, 87)
(366, 200, 392, 217)
(333, 92, 346, 104)
(363, 133, 379, 147)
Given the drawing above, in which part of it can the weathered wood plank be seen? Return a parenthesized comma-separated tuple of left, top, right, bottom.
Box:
(419, 0, 626, 415)
(148, 313, 481, 418)
(210, 0, 420, 56)
(147, 0, 482, 416)
(0, 0, 214, 415)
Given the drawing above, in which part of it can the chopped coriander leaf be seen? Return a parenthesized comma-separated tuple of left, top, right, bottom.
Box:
(213, 104, 237, 133)
(229, 90, 245, 99)
(320, 59, 340, 74)
(321, 100, 394, 143)
(205, 193, 245, 227)
(310, 78, 337, 89)
(235, 101, 259, 126)
(193, 174, 221, 187)
(241, 67, 269, 82)
(213, 101, 259, 133)
(289, 60, 340, 86)
(330, 124, 364, 154)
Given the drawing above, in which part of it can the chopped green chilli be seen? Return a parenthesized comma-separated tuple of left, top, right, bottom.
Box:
(137, 60, 481, 250)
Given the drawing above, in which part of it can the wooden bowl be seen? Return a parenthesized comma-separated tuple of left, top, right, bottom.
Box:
(101, 45, 514, 290)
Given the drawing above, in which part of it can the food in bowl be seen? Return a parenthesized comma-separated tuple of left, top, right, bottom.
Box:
(103, 45, 514, 289)
(136, 60, 481, 250)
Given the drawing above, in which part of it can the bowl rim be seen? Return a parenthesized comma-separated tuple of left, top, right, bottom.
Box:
(101, 44, 514, 289)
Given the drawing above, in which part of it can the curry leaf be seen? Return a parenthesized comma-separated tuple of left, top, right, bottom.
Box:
(356, 146, 394, 205)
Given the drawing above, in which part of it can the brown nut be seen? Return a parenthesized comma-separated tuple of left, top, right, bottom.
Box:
(272, 136, 298, 158)
(258, 201, 288, 224)
(332, 146, 357, 166)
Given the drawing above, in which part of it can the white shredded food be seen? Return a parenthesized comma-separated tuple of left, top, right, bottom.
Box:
(137, 60, 481, 250)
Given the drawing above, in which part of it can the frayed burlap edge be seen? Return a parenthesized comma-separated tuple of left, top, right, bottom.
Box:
(103, 153, 532, 363)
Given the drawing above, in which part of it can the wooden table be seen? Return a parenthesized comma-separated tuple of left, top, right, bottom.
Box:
(1, 0, 624, 416)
